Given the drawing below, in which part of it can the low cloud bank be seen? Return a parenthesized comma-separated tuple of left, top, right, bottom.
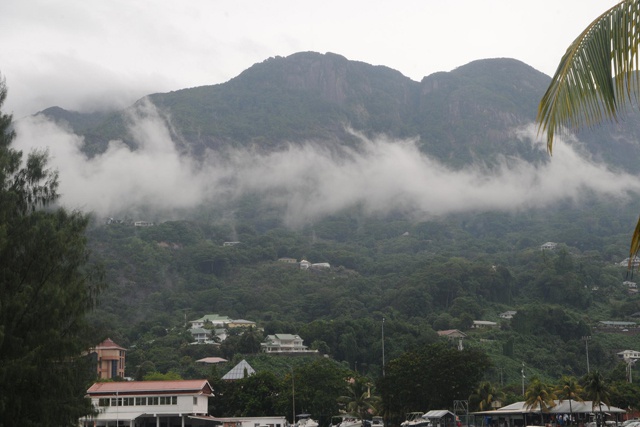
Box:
(13, 102, 640, 227)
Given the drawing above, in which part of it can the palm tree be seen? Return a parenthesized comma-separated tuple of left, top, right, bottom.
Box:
(537, 0, 640, 262)
(338, 377, 380, 422)
(524, 378, 557, 425)
(469, 381, 504, 412)
(555, 376, 584, 426)
(583, 371, 612, 427)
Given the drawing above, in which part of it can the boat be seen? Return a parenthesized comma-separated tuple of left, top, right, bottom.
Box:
(401, 413, 430, 427)
(297, 414, 319, 427)
(331, 414, 363, 427)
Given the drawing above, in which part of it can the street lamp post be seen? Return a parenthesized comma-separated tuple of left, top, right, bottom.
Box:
(382, 317, 385, 377)
(582, 336, 591, 374)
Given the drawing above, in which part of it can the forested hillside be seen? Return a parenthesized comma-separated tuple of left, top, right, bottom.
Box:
(28, 51, 640, 421)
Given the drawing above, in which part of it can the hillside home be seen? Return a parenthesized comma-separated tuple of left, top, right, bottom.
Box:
(133, 221, 154, 227)
(92, 338, 126, 380)
(618, 350, 640, 360)
(261, 334, 318, 353)
(437, 329, 466, 339)
(299, 259, 311, 270)
(227, 319, 257, 329)
(619, 257, 640, 268)
(437, 329, 466, 350)
(311, 262, 331, 269)
(499, 311, 517, 319)
(472, 320, 498, 329)
(598, 321, 636, 329)
(223, 241, 240, 247)
(80, 379, 214, 427)
(540, 242, 558, 251)
(189, 327, 213, 344)
(189, 314, 231, 329)
(278, 257, 297, 264)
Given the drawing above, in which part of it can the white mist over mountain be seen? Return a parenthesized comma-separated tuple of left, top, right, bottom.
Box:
(13, 101, 640, 227)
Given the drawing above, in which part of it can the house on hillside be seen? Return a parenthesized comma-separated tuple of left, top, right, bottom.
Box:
(617, 350, 640, 360)
(540, 242, 558, 251)
(499, 311, 517, 319)
(227, 319, 257, 329)
(80, 379, 214, 426)
(261, 334, 318, 353)
(472, 320, 498, 329)
(189, 328, 214, 344)
(92, 338, 126, 380)
(189, 314, 231, 329)
(437, 329, 466, 350)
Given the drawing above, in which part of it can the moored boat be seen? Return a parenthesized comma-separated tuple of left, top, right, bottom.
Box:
(331, 414, 363, 427)
(297, 414, 319, 427)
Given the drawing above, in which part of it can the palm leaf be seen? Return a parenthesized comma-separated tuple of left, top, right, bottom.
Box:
(538, 0, 640, 265)
(537, 0, 640, 153)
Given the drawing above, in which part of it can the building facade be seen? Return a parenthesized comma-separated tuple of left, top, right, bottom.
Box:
(93, 338, 126, 380)
(80, 380, 214, 427)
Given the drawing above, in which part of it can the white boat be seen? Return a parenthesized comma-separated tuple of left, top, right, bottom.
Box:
(401, 413, 430, 427)
(297, 414, 319, 427)
(331, 415, 363, 427)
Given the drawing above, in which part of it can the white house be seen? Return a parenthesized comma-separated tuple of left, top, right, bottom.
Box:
(80, 379, 214, 427)
(299, 260, 311, 270)
(189, 327, 213, 344)
(261, 334, 318, 353)
(618, 350, 640, 360)
(472, 320, 498, 329)
(189, 314, 231, 329)
(540, 242, 558, 251)
(499, 311, 517, 319)
(311, 262, 331, 269)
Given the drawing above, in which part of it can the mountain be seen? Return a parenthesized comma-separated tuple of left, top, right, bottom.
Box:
(38, 51, 640, 172)
(30, 52, 640, 387)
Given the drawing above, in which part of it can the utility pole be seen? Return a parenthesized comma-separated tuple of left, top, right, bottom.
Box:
(382, 317, 386, 377)
(521, 362, 525, 396)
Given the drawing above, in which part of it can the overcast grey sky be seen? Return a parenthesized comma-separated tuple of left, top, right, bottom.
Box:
(7, 0, 640, 223)
(1, 0, 621, 118)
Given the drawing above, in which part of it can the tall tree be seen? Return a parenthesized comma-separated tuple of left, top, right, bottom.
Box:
(524, 378, 557, 413)
(583, 371, 612, 427)
(338, 377, 380, 421)
(378, 342, 490, 422)
(555, 376, 584, 426)
(536, 0, 640, 262)
(0, 76, 103, 426)
(469, 381, 504, 412)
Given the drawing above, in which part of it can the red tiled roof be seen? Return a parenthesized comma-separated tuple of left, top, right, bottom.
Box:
(95, 338, 126, 350)
(196, 357, 228, 364)
(87, 380, 212, 395)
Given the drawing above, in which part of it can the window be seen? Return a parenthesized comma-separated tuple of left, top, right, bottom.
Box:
(149, 397, 159, 405)
(135, 397, 146, 405)
(98, 398, 110, 407)
(172, 396, 177, 405)
(193, 397, 198, 405)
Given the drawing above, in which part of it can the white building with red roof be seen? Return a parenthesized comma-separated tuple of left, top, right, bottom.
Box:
(80, 379, 214, 426)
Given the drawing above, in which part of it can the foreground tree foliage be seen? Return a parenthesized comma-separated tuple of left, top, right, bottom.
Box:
(378, 342, 490, 424)
(0, 77, 102, 426)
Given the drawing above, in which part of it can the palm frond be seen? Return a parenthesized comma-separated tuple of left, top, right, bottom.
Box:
(537, 0, 640, 153)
